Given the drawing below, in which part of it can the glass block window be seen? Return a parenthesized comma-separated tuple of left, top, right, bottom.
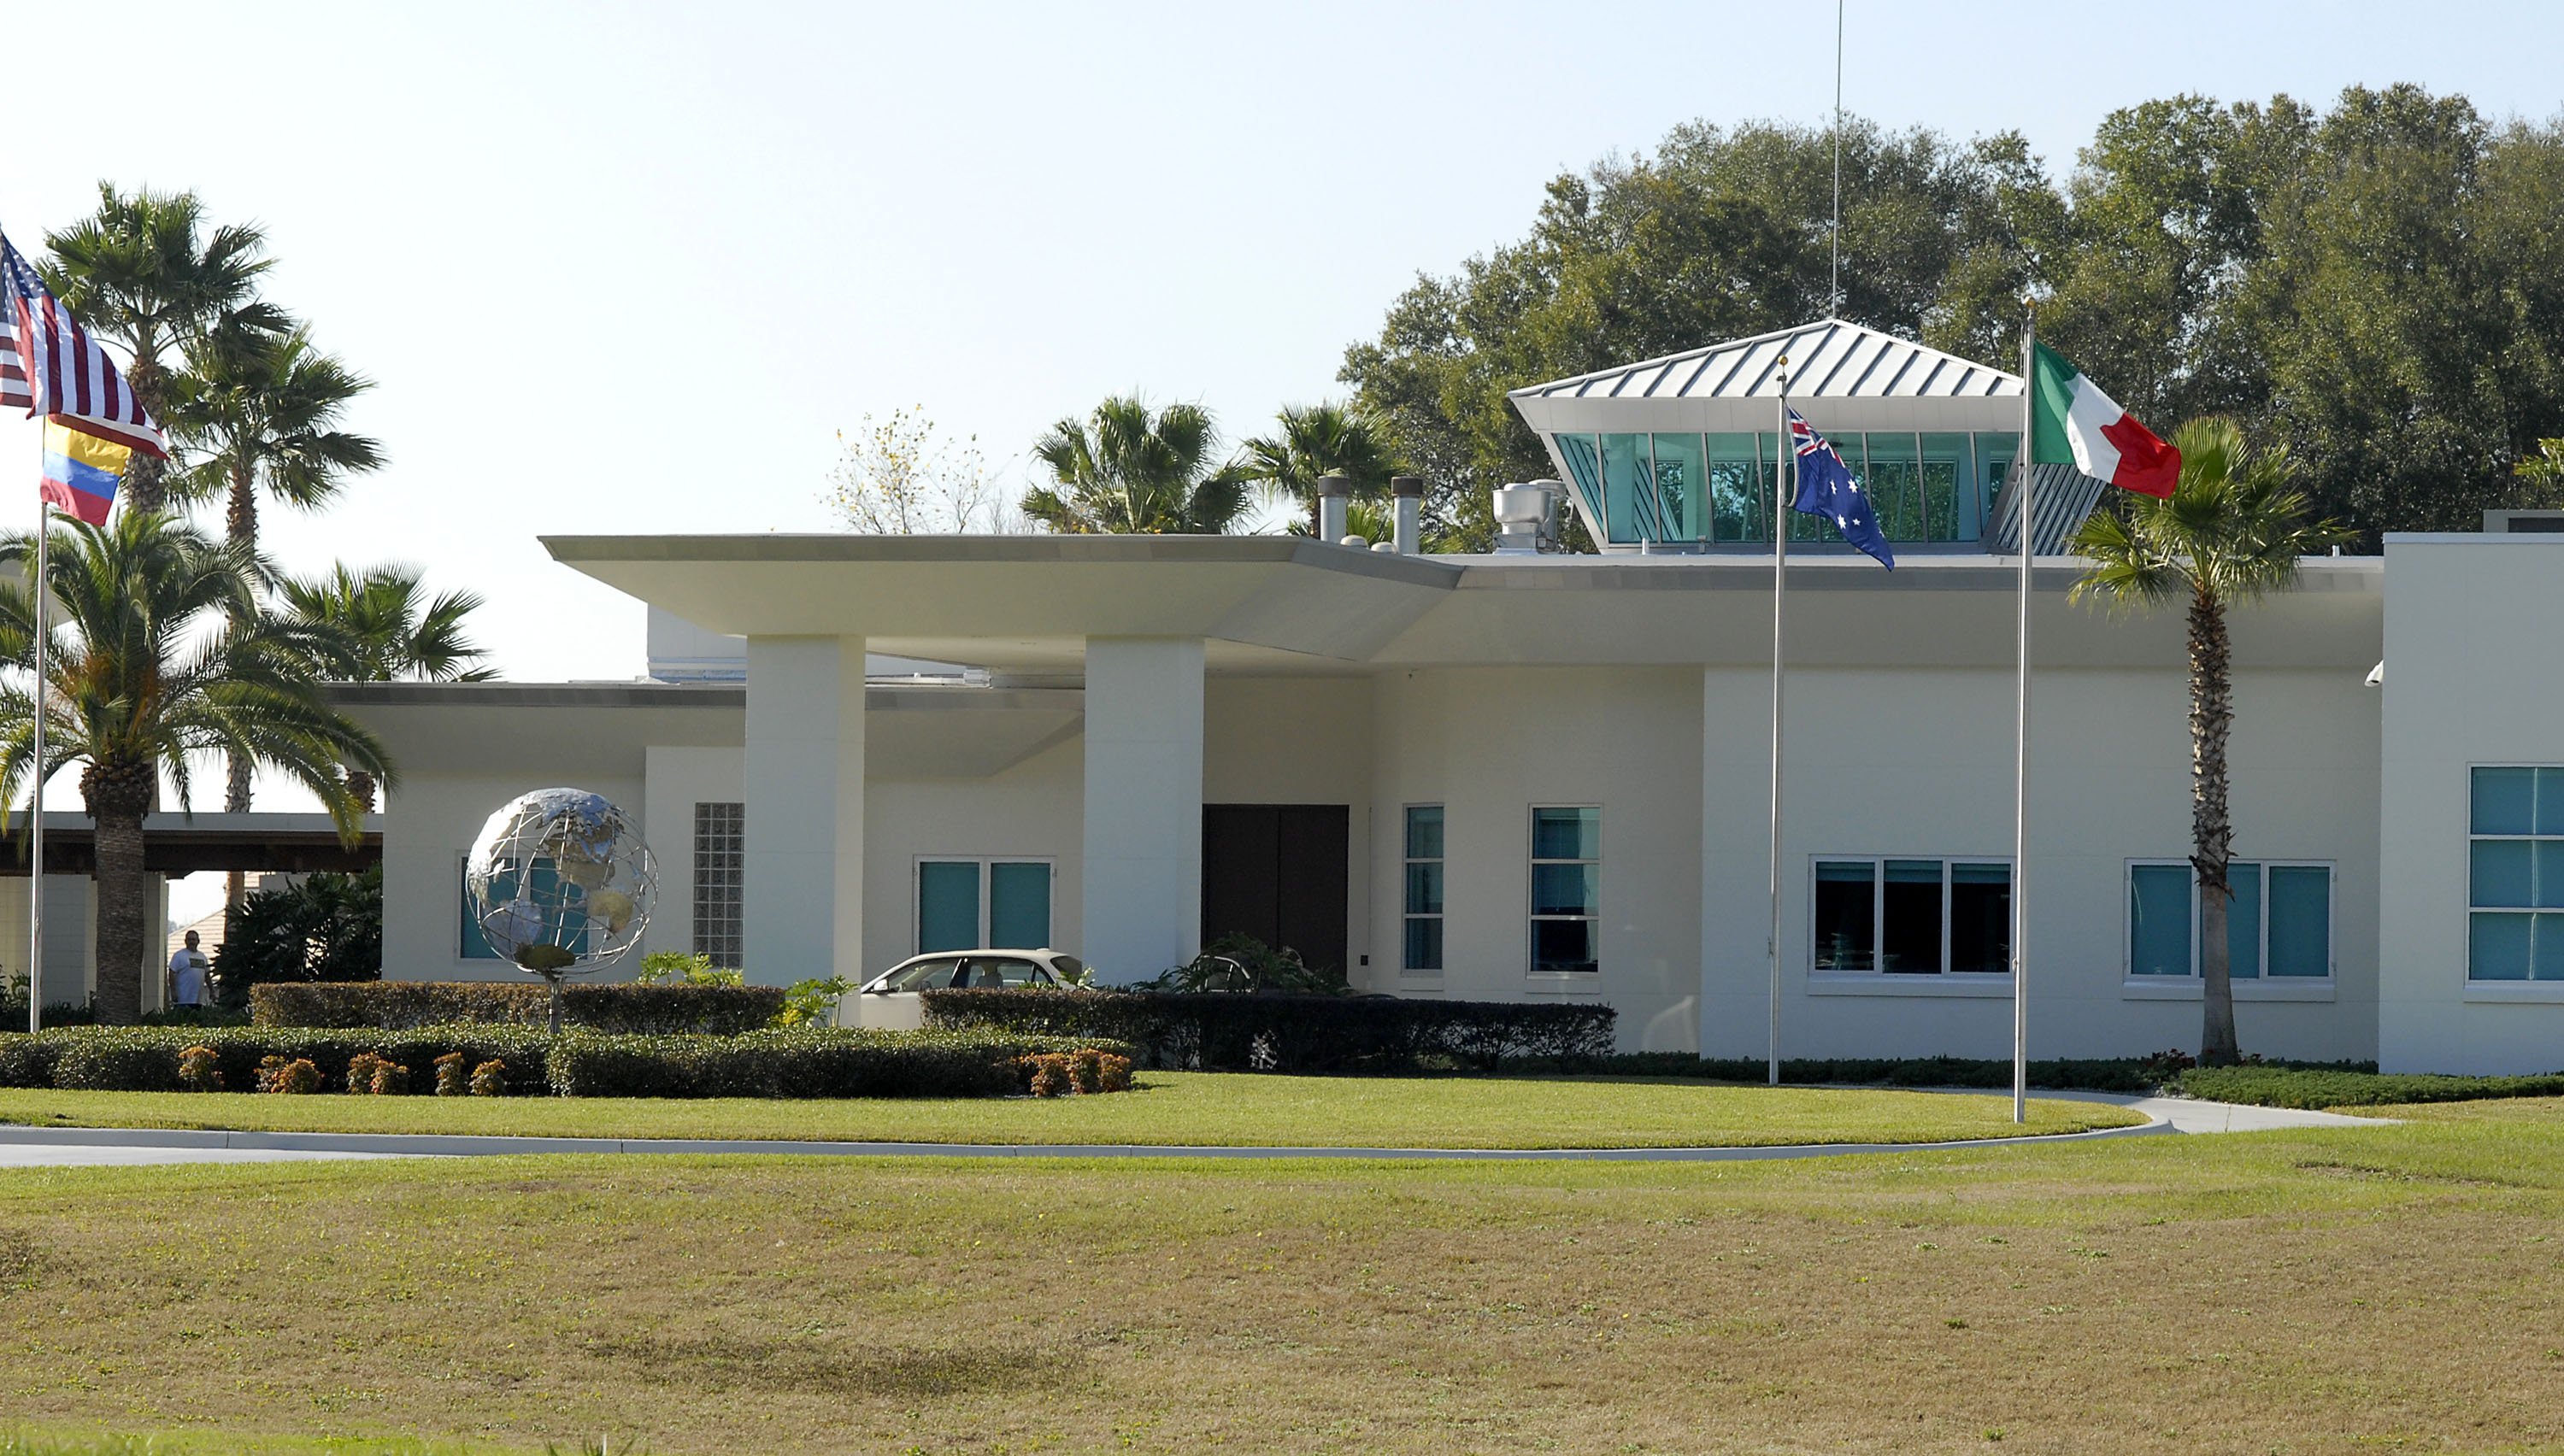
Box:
(2128, 860, 2333, 980)
(691, 801, 744, 968)
(1403, 806, 1444, 973)
(2469, 766, 2564, 981)
(1530, 807, 1600, 973)
(1812, 858, 2011, 974)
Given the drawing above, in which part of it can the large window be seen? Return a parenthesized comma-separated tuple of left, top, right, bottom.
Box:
(459, 855, 589, 962)
(1812, 858, 2011, 974)
(2128, 860, 2333, 979)
(1552, 431, 2010, 547)
(917, 859, 1053, 953)
(1530, 807, 1600, 974)
(1403, 805, 1444, 974)
(691, 801, 744, 967)
(2470, 766, 2564, 981)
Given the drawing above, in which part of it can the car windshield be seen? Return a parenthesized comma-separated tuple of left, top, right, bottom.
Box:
(873, 958, 961, 993)
(956, 956, 1046, 989)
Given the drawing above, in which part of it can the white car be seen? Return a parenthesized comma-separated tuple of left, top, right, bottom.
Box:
(845, 948, 1087, 1030)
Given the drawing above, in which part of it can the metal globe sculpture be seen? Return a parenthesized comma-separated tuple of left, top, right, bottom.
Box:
(465, 789, 658, 1027)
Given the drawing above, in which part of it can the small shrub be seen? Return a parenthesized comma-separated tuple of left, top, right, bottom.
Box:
(1020, 1048, 1133, 1097)
(346, 1052, 409, 1095)
(250, 982, 784, 1035)
(1026, 1054, 1071, 1098)
(257, 1056, 321, 1095)
(469, 1059, 509, 1096)
(434, 1051, 469, 1097)
(777, 977, 853, 1028)
(634, 951, 745, 989)
(175, 1044, 223, 1092)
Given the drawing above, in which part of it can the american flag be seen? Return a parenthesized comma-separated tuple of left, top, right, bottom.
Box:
(1, 232, 164, 457)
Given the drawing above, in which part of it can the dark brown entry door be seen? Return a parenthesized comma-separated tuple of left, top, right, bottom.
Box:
(1201, 804, 1350, 974)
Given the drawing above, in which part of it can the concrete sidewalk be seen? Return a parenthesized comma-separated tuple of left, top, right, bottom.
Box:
(0, 1093, 2387, 1168)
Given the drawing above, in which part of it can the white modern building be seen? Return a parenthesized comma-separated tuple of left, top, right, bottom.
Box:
(327, 321, 2560, 1074)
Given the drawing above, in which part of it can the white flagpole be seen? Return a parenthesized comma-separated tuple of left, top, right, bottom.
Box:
(26, 460, 45, 1035)
(1767, 357, 1792, 1087)
(2010, 304, 2038, 1124)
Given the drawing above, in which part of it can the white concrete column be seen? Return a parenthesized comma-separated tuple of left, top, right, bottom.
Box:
(744, 636, 866, 988)
(1080, 637, 1205, 983)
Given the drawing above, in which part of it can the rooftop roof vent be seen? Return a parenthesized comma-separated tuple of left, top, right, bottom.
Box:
(1492, 481, 1559, 555)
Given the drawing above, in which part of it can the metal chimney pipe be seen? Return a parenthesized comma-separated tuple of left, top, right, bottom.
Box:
(1315, 473, 1351, 543)
(1391, 475, 1423, 555)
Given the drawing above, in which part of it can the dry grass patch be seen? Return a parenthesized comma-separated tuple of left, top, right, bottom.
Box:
(0, 1104, 2557, 1453)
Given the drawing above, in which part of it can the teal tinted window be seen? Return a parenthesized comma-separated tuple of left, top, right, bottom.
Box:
(461, 860, 497, 960)
(2267, 866, 2331, 978)
(1403, 805, 1444, 972)
(464, 860, 589, 963)
(1529, 807, 1599, 973)
(2224, 862, 2262, 979)
(2471, 767, 2564, 978)
(917, 860, 981, 953)
(1404, 805, 1444, 860)
(1600, 433, 1656, 543)
(1651, 433, 1705, 541)
(1976, 432, 2019, 531)
(1865, 432, 1921, 542)
(988, 862, 1051, 948)
(1707, 433, 1763, 542)
(1555, 433, 1602, 527)
(2129, 865, 2192, 976)
(2473, 767, 2536, 834)
(1920, 433, 1967, 540)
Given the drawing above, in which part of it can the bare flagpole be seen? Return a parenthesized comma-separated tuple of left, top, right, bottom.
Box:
(1832, 0, 1844, 314)
(1767, 356, 1792, 1087)
(26, 450, 45, 1035)
(2010, 301, 2038, 1124)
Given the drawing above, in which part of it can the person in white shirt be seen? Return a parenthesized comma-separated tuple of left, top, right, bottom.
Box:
(167, 931, 211, 1010)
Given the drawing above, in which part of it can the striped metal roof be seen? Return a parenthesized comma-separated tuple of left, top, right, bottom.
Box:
(1508, 319, 2020, 403)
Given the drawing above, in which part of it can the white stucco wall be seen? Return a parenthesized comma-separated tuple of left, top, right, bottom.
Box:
(863, 740, 1085, 978)
(1370, 666, 1707, 1051)
(2379, 536, 2564, 1074)
(1701, 664, 2378, 1065)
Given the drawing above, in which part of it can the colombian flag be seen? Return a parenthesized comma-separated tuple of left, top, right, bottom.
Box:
(40, 420, 126, 525)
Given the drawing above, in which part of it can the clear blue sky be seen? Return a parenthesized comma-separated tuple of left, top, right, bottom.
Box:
(2, 0, 2555, 690)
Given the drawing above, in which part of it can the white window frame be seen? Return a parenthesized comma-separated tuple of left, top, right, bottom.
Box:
(1527, 804, 1602, 978)
(2465, 762, 2564, 986)
(1400, 803, 1444, 978)
(912, 855, 1057, 953)
(2121, 857, 2338, 984)
(1805, 856, 2014, 978)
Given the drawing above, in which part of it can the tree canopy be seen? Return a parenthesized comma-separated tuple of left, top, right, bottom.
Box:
(1342, 86, 2564, 549)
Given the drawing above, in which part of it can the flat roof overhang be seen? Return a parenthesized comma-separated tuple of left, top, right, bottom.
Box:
(541, 535, 1461, 674)
(0, 813, 380, 876)
(540, 534, 2385, 674)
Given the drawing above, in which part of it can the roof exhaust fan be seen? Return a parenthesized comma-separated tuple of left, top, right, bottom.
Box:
(1493, 480, 1561, 555)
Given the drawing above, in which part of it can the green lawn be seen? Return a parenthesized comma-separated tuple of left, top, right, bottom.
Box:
(0, 1099, 2555, 1453)
(0, 1074, 2140, 1148)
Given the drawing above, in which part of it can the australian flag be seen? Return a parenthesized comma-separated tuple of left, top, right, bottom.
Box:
(1787, 407, 1894, 570)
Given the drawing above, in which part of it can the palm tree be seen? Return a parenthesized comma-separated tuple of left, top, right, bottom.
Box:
(1235, 403, 1398, 536)
(0, 513, 390, 1024)
(2068, 417, 2348, 1066)
(167, 326, 386, 821)
(41, 185, 289, 514)
(1022, 396, 1250, 534)
(280, 564, 493, 809)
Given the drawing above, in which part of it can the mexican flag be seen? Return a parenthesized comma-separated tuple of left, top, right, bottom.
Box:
(2029, 341, 2180, 497)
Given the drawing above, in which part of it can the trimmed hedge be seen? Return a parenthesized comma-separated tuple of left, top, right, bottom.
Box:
(0, 1024, 554, 1095)
(2175, 1065, 2564, 1109)
(1498, 1053, 2202, 1094)
(250, 981, 785, 1035)
(544, 1028, 1132, 1098)
(920, 989, 1615, 1071)
(0, 1023, 1129, 1100)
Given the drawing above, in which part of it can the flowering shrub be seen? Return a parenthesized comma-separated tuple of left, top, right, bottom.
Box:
(469, 1059, 509, 1096)
(1020, 1048, 1133, 1097)
(175, 1044, 223, 1091)
(256, 1056, 321, 1095)
(433, 1051, 469, 1097)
